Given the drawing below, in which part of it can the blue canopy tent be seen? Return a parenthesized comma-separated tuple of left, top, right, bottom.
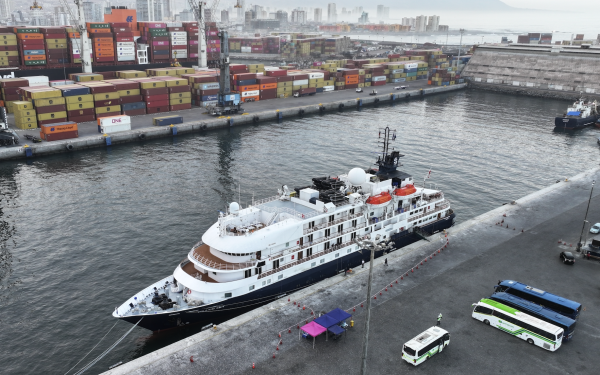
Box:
(327, 324, 346, 339)
(326, 308, 352, 324)
(314, 314, 339, 341)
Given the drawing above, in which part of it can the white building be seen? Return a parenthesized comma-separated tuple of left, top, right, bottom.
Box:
(0, 0, 10, 19)
(82, 1, 104, 23)
(401, 17, 415, 28)
(236, 0, 245, 21)
(327, 3, 336, 23)
(291, 9, 306, 24)
(136, 0, 172, 22)
(376, 5, 388, 20)
(314, 8, 322, 23)
(415, 15, 427, 32)
(427, 15, 440, 32)
(53, 6, 71, 26)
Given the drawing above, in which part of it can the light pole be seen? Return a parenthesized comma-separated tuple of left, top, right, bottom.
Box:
(577, 180, 595, 252)
(355, 235, 396, 375)
(457, 28, 464, 69)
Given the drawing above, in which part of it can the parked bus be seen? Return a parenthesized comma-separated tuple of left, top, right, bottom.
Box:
(472, 298, 563, 351)
(495, 280, 582, 320)
(489, 292, 576, 341)
(402, 326, 450, 366)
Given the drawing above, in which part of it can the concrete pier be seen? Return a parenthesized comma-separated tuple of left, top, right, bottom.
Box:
(0, 82, 465, 161)
(102, 167, 600, 375)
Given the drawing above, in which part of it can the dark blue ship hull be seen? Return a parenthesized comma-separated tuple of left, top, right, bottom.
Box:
(554, 115, 599, 130)
(121, 212, 456, 331)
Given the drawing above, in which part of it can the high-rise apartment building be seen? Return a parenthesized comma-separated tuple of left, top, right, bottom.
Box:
(314, 8, 322, 23)
(358, 12, 369, 24)
(427, 15, 440, 31)
(327, 3, 336, 23)
(401, 17, 415, 27)
(236, 0, 245, 20)
(291, 9, 306, 24)
(53, 6, 71, 26)
(83, 1, 104, 22)
(221, 9, 229, 23)
(0, 0, 10, 19)
(275, 10, 288, 27)
(415, 15, 427, 32)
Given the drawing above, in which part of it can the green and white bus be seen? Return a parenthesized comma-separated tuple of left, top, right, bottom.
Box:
(402, 326, 450, 366)
(472, 298, 563, 351)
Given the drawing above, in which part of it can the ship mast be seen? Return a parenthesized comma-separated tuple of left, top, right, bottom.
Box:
(375, 127, 402, 175)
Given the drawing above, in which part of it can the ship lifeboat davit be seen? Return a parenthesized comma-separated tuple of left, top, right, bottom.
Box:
(394, 184, 417, 196)
(366, 192, 392, 206)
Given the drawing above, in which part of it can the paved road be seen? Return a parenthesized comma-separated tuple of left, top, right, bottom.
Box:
(104, 169, 600, 375)
(6, 80, 430, 142)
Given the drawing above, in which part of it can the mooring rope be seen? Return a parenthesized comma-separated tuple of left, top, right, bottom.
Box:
(69, 318, 143, 375)
(63, 321, 119, 375)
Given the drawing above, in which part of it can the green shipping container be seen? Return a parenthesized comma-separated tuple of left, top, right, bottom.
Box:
(25, 60, 46, 66)
(149, 32, 169, 37)
(149, 29, 168, 34)
(89, 23, 110, 29)
(14, 28, 39, 33)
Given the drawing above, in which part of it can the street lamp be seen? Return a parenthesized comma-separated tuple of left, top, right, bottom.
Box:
(354, 235, 396, 375)
(577, 180, 596, 252)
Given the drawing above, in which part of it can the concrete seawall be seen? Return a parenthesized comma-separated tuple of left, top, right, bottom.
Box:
(100, 167, 600, 375)
(0, 84, 465, 162)
(462, 44, 600, 100)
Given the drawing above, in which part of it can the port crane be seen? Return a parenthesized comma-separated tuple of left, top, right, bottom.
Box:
(186, 0, 208, 68)
(207, 30, 242, 116)
(58, 0, 93, 73)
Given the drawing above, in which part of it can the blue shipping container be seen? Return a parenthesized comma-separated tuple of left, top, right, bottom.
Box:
(61, 87, 91, 97)
(200, 83, 220, 90)
(153, 50, 169, 55)
(122, 102, 146, 111)
(24, 50, 45, 55)
(202, 95, 218, 102)
(236, 79, 256, 86)
(154, 115, 183, 126)
(315, 88, 324, 93)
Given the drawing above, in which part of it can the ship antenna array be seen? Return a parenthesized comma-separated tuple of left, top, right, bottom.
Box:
(377, 127, 397, 160)
(58, 0, 93, 73)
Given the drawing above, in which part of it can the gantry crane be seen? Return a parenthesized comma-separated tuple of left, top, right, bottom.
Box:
(187, 0, 207, 68)
(58, 0, 93, 73)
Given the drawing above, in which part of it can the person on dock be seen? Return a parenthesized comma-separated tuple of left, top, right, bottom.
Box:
(362, 260, 365, 268)
(437, 313, 443, 326)
(385, 258, 388, 266)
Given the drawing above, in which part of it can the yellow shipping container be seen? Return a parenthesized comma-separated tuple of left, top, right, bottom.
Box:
(176, 68, 195, 75)
(118, 71, 147, 78)
(37, 111, 67, 121)
(276, 87, 293, 94)
(65, 94, 93, 104)
(30, 90, 62, 99)
(165, 78, 187, 87)
(365, 82, 371, 87)
(77, 74, 104, 81)
(94, 92, 120, 101)
(12, 101, 34, 110)
(0, 51, 19, 56)
(169, 97, 192, 104)
(14, 109, 36, 118)
(140, 81, 166, 89)
(95, 105, 121, 114)
(277, 93, 291, 98)
(118, 89, 140, 97)
(277, 82, 293, 87)
(66, 101, 95, 111)
(146, 69, 169, 76)
(169, 92, 191, 99)
(358, 83, 365, 88)
(34, 97, 66, 107)
(14, 121, 37, 130)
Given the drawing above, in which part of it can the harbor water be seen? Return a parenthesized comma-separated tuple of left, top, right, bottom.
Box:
(1, 89, 599, 374)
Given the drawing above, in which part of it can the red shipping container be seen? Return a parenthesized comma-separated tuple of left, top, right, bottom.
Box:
(171, 45, 187, 50)
(0, 79, 28, 88)
(146, 99, 170, 108)
(0, 46, 18, 51)
(196, 89, 219, 96)
(259, 89, 277, 100)
(89, 85, 117, 94)
(112, 27, 132, 33)
(116, 37, 134, 42)
(41, 130, 78, 141)
(167, 27, 184, 31)
(234, 73, 257, 80)
(346, 84, 358, 89)
(144, 94, 168, 102)
(277, 76, 294, 82)
(114, 32, 134, 38)
(168, 85, 190, 93)
(39, 118, 67, 126)
(146, 106, 169, 114)
(141, 87, 168, 96)
(21, 41, 45, 48)
(69, 114, 96, 123)
(120, 95, 143, 104)
(111, 82, 140, 90)
(67, 108, 95, 117)
(123, 108, 147, 116)
(190, 76, 218, 83)
(96, 56, 115, 62)
(372, 81, 386, 86)
(97, 111, 121, 119)
(2, 87, 19, 95)
(36, 104, 67, 114)
(44, 34, 67, 40)
(109, 22, 130, 28)
(4, 94, 20, 101)
(256, 76, 277, 84)
(152, 45, 170, 50)
(170, 103, 191, 111)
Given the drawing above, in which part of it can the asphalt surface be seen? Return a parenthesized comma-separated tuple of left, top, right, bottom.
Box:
(104, 168, 600, 375)
(6, 80, 430, 141)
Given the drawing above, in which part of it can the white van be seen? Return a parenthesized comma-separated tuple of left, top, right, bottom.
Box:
(402, 326, 450, 366)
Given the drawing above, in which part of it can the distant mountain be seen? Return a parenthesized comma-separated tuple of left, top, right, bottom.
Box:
(253, 0, 512, 11)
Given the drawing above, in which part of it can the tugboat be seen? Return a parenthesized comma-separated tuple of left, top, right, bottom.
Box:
(113, 128, 456, 331)
(554, 98, 599, 130)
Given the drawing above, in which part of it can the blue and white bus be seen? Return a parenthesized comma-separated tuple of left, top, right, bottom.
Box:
(489, 292, 576, 341)
(495, 280, 582, 320)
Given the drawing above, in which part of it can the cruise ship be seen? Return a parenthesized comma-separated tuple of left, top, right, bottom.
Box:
(113, 128, 456, 331)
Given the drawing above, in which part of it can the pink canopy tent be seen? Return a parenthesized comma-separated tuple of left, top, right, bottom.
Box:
(299, 321, 327, 349)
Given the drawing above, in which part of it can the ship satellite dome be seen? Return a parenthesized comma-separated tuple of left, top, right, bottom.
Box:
(229, 202, 240, 214)
(348, 168, 367, 185)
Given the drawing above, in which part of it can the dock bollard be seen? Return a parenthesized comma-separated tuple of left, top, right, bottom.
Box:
(104, 134, 112, 146)
(23, 145, 32, 157)
(390, 93, 395, 101)
(228, 117, 234, 126)
(276, 109, 282, 120)
(170, 125, 177, 135)
(357, 98, 362, 107)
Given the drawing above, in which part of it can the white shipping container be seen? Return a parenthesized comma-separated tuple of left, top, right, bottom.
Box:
(116, 42, 135, 47)
(116, 47, 135, 52)
(99, 115, 131, 127)
(308, 73, 325, 79)
(170, 36, 187, 40)
(405, 63, 418, 69)
(241, 90, 260, 97)
(323, 86, 335, 91)
(391, 69, 404, 74)
(24, 76, 50, 86)
(292, 79, 309, 85)
(200, 100, 218, 107)
(166, 22, 183, 27)
(117, 56, 136, 61)
(171, 52, 188, 58)
(372, 76, 386, 82)
(241, 46, 251, 53)
(169, 32, 187, 37)
(101, 122, 132, 133)
(171, 40, 187, 45)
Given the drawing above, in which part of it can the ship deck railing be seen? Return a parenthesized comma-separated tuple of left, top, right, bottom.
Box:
(257, 237, 365, 280)
(304, 211, 364, 234)
(407, 201, 451, 223)
(189, 242, 257, 271)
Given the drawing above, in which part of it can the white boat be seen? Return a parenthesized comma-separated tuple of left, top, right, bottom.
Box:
(114, 128, 456, 331)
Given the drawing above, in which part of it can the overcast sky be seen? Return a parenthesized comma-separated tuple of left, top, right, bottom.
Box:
(503, 0, 600, 11)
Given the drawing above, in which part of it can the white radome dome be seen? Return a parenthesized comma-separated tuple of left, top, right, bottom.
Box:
(348, 168, 367, 186)
(229, 202, 240, 214)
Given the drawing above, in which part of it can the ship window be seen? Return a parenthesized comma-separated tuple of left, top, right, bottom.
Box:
(262, 281, 266, 286)
(249, 285, 255, 291)
(335, 253, 339, 258)
(286, 242, 289, 247)
(213, 272, 217, 275)
(350, 208, 355, 215)
(347, 248, 352, 253)
(320, 258, 325, 264)
(224, 293, 232, 298)
(311, 262, 316, 267)
(278, 274, 283, 280)
(267, 279, 271, 284)
(370, 212, 374, 216)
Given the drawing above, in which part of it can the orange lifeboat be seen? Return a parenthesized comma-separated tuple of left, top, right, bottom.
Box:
(394, 184, 417, 196)
(366, 192, 392, 205)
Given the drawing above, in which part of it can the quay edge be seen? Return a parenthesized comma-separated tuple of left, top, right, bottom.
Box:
(0, 84, 465, 162)
(100, 167, 600, 375)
